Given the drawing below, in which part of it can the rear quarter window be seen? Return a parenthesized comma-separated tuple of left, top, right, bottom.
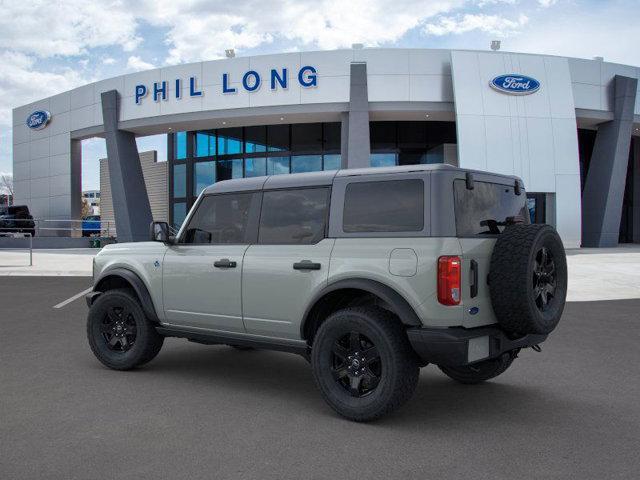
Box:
(343, 179, 424, 233)
(454, 180, 529, 236)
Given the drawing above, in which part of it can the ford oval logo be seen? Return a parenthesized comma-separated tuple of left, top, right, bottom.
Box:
(490, 74, 540, 95)
(26, 110, 51, 130)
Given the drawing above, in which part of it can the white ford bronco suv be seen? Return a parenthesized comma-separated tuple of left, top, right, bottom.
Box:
(86, 164, 567, 421)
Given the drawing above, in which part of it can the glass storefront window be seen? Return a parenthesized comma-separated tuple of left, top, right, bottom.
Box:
(173, 163, 186, 197)
(217, 159, 243, 181)
(370, 122, 396, 150)
(245, 157, 267, 177)
(218, 128, 243, 155)
(323, 154, 341, 171)
(173, 202, 187, 230)
(245, 126, 267, 153)
(267, 157, 290, 175)
(195, 131, 215, 157)
(174, 131, 187, 160)
(291, 155, 322, 173)
(323, 123, 341, 152)
(194, 161, 216, 195)
(292, 123, 322, 152)
(370, 153, 397, 168)
(267, 125, 289, 152)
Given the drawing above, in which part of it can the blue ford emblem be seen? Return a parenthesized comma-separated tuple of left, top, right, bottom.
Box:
(490, 74, 540, 95)
(26, 110, 51, 130)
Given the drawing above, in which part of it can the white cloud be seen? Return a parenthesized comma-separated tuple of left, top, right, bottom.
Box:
(507, 11, 640, 66)
(424, 13, 529, 36)
(0, 51, 87, 125)
(134, 0, 465, 64)
(0, 0, 141, 57)
(538, 0, 558, 7)
(126, 56, 156, 72)
(102, 57, 116, 65)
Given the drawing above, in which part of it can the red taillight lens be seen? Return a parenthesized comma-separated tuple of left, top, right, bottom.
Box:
(438, 256, 461, 306)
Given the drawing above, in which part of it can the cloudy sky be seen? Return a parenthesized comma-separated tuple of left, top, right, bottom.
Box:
(0, 0, 638, 190)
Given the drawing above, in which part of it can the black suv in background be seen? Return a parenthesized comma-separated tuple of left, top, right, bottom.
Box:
(0, 205, 36, 237)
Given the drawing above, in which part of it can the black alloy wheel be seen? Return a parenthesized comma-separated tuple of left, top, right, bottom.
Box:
(101, 305, 137, 352)
(331, 331, 382, 398)
(311, 306, 419, 422)
(532, 246, 557, 312)
(87, 289, 164, 370)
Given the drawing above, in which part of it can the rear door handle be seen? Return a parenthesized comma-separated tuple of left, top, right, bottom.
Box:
(293, 260, 321, 271)
(214, 258, 237, 269)
(470, 259, 478, 298)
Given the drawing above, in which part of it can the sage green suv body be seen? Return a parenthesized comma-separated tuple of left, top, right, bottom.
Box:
(87, 164, 567, 421)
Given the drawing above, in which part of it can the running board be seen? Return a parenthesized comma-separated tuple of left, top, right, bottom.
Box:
(155, 326, 310, 359)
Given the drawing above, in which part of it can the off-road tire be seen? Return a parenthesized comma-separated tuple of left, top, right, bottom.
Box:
(439, 352, 516, 385)
(489, 224, 567, 335)
(87, 288, 164, 370)
(311, 306, 419, 422)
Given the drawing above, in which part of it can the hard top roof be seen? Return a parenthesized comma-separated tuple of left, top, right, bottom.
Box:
(202, 163, 520, 195)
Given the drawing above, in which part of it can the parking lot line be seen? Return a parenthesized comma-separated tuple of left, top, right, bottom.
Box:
(53, 287, 93, 309)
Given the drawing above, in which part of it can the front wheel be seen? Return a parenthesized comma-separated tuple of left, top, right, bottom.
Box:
(87, 289, 164, 370)
(311, 306, 419, 422)
(438, 351, 516, 385)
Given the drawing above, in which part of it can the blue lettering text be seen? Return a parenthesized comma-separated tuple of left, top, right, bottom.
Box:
(242, 71, 261, 92)
(153, 81, 167, 102)
(189, 76, 202, 97)
(270, 68, 287, 90)
(135, 85, 147, 104)
(298, 66, 317, 87)
(222, 73, 236, 93)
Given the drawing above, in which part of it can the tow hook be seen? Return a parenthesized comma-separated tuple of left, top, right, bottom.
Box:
(531, 344, 542, 353)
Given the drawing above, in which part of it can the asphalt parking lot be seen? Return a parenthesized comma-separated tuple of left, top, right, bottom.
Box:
(1, 277, 639, 479)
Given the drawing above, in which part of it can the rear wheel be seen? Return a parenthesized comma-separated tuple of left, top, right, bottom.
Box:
(87, 289, 164, 370)
(438, 351, 516, 385)
(311, 306, 419, 422)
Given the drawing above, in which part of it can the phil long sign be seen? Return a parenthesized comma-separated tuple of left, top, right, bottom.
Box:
(490, 74, 540, 95)
(135, 66, 318, 105)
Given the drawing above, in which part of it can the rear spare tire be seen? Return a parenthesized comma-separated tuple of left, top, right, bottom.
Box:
(489, 224, 567, 335)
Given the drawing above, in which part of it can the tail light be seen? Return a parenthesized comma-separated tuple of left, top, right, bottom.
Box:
(438, 256, 461, 306)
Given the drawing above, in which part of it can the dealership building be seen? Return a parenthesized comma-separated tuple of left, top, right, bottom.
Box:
(11, 48, 640, 247)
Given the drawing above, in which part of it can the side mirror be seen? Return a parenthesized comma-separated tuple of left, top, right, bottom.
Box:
(150, 221, 171, 243)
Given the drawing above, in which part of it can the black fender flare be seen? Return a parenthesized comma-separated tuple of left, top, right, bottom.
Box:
(92, 268, 159, 322)
(301, 278, 422, 339)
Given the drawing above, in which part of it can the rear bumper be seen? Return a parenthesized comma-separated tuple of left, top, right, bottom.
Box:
(407, 325, 547, 367)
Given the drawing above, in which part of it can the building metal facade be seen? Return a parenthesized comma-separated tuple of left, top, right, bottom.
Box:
(11, 48, 640, 247)
(99, 150, 168, 237)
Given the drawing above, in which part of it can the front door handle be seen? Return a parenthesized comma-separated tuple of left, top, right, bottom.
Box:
(293, 260, 321, 271)
(214, 258, 237, 269)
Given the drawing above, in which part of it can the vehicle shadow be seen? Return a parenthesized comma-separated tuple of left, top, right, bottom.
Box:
(135, 342, 581, 428)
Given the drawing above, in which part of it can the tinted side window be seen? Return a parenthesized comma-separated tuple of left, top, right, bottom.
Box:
(182, 193, 254, 244)
(343, 180, 424, 233)
(454, 180, 529, 236)
(259, 188, 329, 244)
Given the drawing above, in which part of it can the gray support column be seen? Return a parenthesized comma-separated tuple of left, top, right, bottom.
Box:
(582, 75, 638, 247)
(69, 139, 82, 237)
(340, 112, 349, 169)
(345, 62, 370, 169)
(101, 90, 153, 242)
(633, 139, 640, 243)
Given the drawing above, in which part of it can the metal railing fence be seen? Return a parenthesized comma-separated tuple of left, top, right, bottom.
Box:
(0, 218, 116, 238)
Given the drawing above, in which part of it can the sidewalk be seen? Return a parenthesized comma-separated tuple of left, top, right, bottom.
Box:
(0, 248, 95, 276)
(0, 245, 639, 301)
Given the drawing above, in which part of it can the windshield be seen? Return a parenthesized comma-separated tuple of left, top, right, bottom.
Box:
(453, 179, 529, 236)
